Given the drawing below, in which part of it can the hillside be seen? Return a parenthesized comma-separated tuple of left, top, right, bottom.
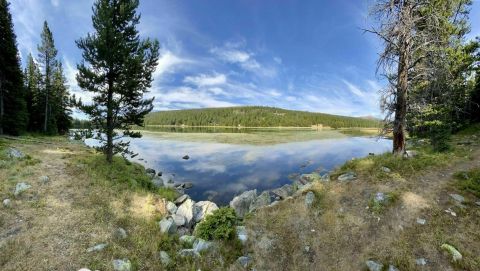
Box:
(144, 106, 381, 128)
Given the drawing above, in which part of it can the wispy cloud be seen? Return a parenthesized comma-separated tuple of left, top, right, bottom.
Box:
(184, 73, 227, 87)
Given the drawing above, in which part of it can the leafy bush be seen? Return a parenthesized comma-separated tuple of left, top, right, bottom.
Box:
(454, 168, 480, 197)
(195, 207, 237, 240)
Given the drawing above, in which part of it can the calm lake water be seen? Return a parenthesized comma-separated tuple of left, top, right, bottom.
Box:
(86, 129, 391, 205)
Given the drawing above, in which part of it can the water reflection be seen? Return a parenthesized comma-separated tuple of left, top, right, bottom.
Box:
(86, 132, 391, 205)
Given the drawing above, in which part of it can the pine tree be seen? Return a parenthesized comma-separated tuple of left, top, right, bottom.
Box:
(0, 0, 27, 135)
(24, 53, 42, 131)
(51, 63, 72, 134)
(76, 0, 159, 162)
(37, 21, 58, 134)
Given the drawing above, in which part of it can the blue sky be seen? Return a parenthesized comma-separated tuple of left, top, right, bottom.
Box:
(9, 0, 480, 118)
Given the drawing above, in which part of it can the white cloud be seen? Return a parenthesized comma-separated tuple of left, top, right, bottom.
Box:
(10, 0, 45, 55)
(50, 0, 60, 7)
(342, 80, 365, 97)
(184, 73, 227, 87)
(154, 50, 193, 80)
(152, 87, 237, 109)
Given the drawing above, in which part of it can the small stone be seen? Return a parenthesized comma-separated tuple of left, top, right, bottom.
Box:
(159, 217, 177, 235)
(159, 251, 171, 266)
(236, 226, 248, 245)
(3, 198, 11, 207)
(404, 150, 417, 158)
(39, 176, 50, 184)
(388, 265, 400, 271)
(237, 256, 251, 268)
(174, 194, 189, 205)
(193, 238, 212, 253)
(381, 166, 391, 173)
(112, 259, 132, 271)
(166, 201, 177, 214)
(78, 268, 92, 271)
(182, 155, 190, 160)
(14, 182, 31, 196)
(178, 249, 199, 258)
(449, 194, 465, 203)
(374, 192, 386, 203)
(337, 172, 357, 182)
(441, 243, 462, 262)
(415, 258, 427, 266)
(416, 218, 426, 225)
(304, 246, 310, 253)
(305, 191, 316, 208)
(87, 243, 107, 252)
(114, 227, 127, 239)
(183, 182, 193, 189)
(179, 235, 196, 247)
(7, 148, 24, 159)
(172, 214, 186, 226)
(475, 201, 480, 206)
(366, 260, 383, 271)
(445, 208, 457, 217)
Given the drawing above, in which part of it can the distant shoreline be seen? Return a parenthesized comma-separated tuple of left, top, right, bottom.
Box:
(140, 125, 380, 130)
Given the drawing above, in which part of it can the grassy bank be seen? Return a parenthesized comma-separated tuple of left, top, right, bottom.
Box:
(0, 137, 242, 270)
(245, 128, 480, 270)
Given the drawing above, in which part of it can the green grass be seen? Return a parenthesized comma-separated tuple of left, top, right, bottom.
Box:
(455, 123, 480, 136)
(454, 168, 480, 198)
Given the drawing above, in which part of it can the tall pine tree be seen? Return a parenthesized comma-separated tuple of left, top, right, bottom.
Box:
(0, 0, 27, 135)
(24, 53, 42, 131)
(37, 21, 58, 134)
(51, 63, 72, 134)
(76, 0, 159, 162)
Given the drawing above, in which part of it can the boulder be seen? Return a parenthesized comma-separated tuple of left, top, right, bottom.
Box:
(249, 190, 271, 212)
(415, 258, 427, 266)
(112, 259, 132, 271)
(305, 191, 316, 208)
(159, 217, 177, 235)
(172, 214, 186, 226)
(176, 199, 199, 226)
(3, 198, 11, 207)
(87, 243, 107, 252)
(404, 150, 418, 158)
(114, 227, 127, 239)
(381, 166, 391, 173)
(178, 249, 199, 258)
(230, 190, 257, 218)
(300, 173, 322, 183)
(174, 194, 189, 205)
(146, 168, 156, 175)
(337, 172, 357, 182)
(7, 148, 24, 159)
(366, 260, 383, 271)
(177, 226, 190, 236)
(441, 244, 462, 262)
(236, 226, 248, 245)
(152, 177, 164, 188)
(237, 256, 251, 268)
(159, 251, 171, 266)
(166, 201, 177, 214)
(416, 218, 426, 225)
(194, 201, 218, 222)
(271, 184, 293, 199)
(179, 235, 196, 247)
(449, 194, 465, 203)
(193, 238, 212, 253)
(40, 176, 50, 184)
(14, 182, 31, 197)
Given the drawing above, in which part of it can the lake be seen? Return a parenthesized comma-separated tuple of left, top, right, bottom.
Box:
(86, 128, 391, 205)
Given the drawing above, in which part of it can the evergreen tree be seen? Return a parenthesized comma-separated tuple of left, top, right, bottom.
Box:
(0, 0, 27, 135)
(51, 63, 72, 134)
(24, 53, 42, 131)
(37, 21, 58, 134)
(76, 0, 159, 162)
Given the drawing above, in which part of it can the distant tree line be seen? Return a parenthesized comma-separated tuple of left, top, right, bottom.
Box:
(144, 106, 381, 128)
(0, 0, 72, 135)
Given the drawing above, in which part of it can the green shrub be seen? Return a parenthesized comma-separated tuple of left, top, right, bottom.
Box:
(195, 207, 237, 240)
(454, 168, 480, 198)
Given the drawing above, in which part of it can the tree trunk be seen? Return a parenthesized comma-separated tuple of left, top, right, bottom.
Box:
(393, 36, 409, 156)
(0, 77, 3, 135)
(106, 78, 114, 163)
(43, 58, 49, 133)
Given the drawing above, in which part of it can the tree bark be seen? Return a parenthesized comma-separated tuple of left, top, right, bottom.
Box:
(0, 76, 3, 135)
(106, 76, 114, 163)
(393, 34, 409, 156)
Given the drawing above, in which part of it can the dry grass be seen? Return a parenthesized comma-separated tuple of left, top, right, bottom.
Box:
(245, 132, 480, 271)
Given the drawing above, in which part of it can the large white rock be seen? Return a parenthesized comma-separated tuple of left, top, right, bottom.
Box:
(172, 214, 186, 226)
(159, 217, 177, 235)
(194, 201, 218, 222)
(176, 199, 198, 227)
(14, 182, 31, 196)
(193, 238, 212, 253)
(166, 201, 177, 214)
(229, 190, 257, 218)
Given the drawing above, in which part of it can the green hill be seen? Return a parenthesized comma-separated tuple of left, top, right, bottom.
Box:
(144, 106, 381, 128)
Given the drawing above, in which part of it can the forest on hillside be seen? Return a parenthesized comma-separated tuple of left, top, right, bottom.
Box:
(144, 106, 381, 128)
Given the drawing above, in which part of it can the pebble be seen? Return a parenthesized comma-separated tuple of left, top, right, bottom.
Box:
(114, 227, 127, 239)
(87, 243, 107, 252)
(112, 259, 131, 271)
(416, 218, 426, 225)
(159, 251, 171, 265)
(415, 258, 427, 266)
(3, 198, 11, 207)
